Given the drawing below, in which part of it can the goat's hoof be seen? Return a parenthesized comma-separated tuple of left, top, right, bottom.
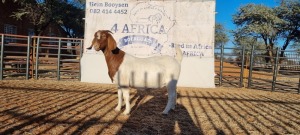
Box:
(115, 107, 121, 112)
(123, 111, 130, 115)
(162, 111, 169, 115)
(86, 47, 92, 50)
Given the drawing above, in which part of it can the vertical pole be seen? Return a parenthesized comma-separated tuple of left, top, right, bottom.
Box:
(26, 36, 31, 80)
(272, 48, 280, 92)
(247, 45, 255, 88)
(78, 39, 83, 81)
(298, 74, 300, 94)
(219, 44, 224, 86)
(0, 34, 4, 80)
(57, 38, 61, 80)
(240, 46, 245, 87)
(35, 37, 40, 80)
(31, 37, 36, 79)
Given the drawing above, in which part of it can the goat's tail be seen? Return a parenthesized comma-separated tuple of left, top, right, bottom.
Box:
(174, 44, 183, 64)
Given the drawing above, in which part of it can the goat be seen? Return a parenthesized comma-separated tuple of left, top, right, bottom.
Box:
(90, 30, 182, 115)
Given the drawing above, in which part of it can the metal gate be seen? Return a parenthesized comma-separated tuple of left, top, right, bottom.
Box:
(215, 45, 300, 94)
(0, 33, 83, 81)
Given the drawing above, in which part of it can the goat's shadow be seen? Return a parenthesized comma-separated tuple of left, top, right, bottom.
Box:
(117, 88, 203, 135)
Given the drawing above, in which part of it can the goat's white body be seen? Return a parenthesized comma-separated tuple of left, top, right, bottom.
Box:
(114, 54, 181, 88)
(114, 53, 181, 115)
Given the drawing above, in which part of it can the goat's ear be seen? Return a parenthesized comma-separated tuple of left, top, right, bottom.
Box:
(95, 31, 101, 39)
(93, 31, 101, 51)
(107, 34, 117, 51)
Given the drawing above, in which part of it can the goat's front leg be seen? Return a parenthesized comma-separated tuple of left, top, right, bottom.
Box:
(122, 88, 131, 115)
(115, 88, 123, 112)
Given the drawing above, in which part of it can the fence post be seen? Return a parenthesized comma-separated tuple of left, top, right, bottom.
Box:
(78, 39, 83, 81)
(26, 36, 31, 80)
(35, 37, 40, 80)
(247, 45, 255, 88)
(272, 48, 280, 92)
(57, 38, 62, 80)
(239, 46, 245, 87)
(0, 34, 4, 80)
(298, 75, 300, 94)
(219, 44, 224, 86)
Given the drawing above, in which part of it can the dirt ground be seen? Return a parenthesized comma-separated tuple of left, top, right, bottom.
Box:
(0, 80, 299, 135)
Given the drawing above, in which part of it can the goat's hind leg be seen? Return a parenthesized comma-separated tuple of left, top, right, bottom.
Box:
(162, 81, 177, 115)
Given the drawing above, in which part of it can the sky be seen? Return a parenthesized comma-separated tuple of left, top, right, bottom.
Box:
(215, 0, 281, 47)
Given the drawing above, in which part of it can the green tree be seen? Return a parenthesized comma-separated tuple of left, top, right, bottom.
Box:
(11, 0, 63, 36)
(232, 0, 300, 63)
(275, 0, 300, 57)
(10, 0, 85, 37)
(215, 23, 229, 48)
(233, 4, 283, 64)
(57, 1, 85, 38)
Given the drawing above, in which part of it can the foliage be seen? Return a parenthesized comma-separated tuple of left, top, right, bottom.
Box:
(215, 23, 229, 48)
(232, 30, 266, 50)
(10, 0, 85, 37)
(274, 0, 300, 54)
(58, 2, 85, 38)
(233, 4, 282, 49)
(232, 0, 300, 63)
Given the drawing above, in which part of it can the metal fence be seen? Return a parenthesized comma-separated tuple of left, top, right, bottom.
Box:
(215, 45, 300, 94)
(0, 33, 83, 81)
(1, 33, 299, 94)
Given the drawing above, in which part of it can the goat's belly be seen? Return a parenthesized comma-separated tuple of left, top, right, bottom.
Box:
(115, 70, 166, 88)
(130, 72, 166, 88)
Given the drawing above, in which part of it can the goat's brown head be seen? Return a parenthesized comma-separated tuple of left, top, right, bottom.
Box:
(91, 30, 116, 52)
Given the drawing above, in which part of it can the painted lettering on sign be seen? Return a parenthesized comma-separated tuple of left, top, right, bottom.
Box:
(88, 1, 128, 14)
(175, 43, 213, 57)
(86, 1, 214, 58)
(111, 24, 166, 34)
(118, 35, 163, 53)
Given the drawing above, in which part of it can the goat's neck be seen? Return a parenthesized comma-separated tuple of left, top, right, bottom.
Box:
(102, 48, 125, 82)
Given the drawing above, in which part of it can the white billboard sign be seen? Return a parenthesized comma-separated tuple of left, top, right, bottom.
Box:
(81, 0, 216, 88)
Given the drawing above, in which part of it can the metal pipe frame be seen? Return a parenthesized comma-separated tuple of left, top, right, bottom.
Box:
(79, 39, 83, 81)
(239, 46, 245, 87)
(26, 36, 31, 80)
(0, 34, 4, 80)
(57, 38, 62, 80)
(219, 44, 224, 86)
(247, 45, 255, 88)
(35, 37, 40, 80)
(272, 48, 280, 92)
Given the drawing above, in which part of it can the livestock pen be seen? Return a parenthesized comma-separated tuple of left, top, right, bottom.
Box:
(215, 45, 300, 94)
(1, 34, 300, 134)
(0, 33, 83, 81)
(1, 33, 299, 94)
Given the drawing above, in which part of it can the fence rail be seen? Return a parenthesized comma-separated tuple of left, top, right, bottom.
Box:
(1, 34, 299, 94)
(215, 45, 300, 94)
(0, 33, 83, 81)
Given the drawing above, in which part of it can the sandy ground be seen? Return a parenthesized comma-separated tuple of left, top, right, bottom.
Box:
(0, 80, 299, 135)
